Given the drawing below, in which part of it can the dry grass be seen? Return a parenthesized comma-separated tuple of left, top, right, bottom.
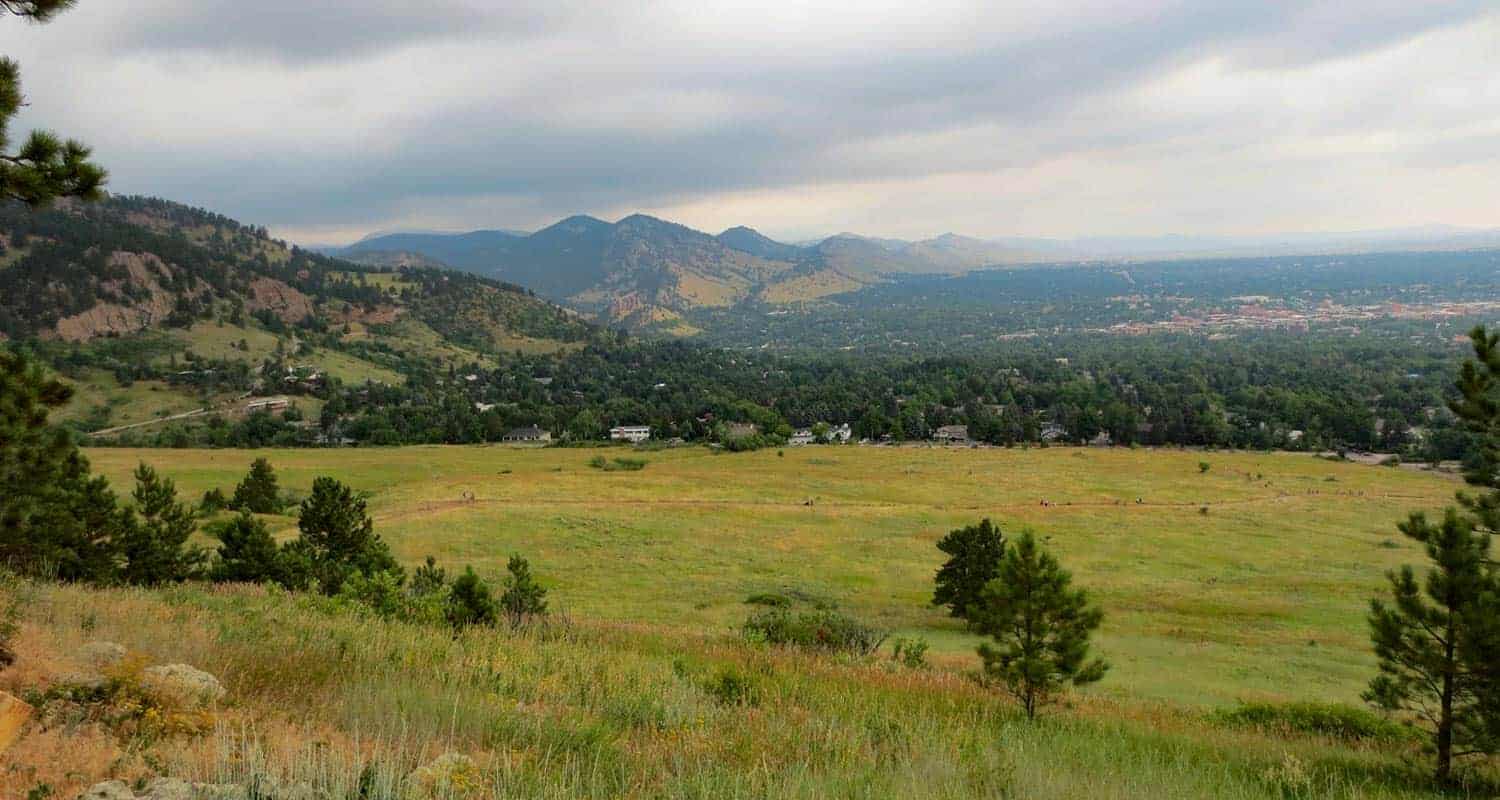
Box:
(0, 575, 1474, 799)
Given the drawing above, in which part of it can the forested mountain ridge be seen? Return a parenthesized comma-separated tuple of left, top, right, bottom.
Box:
(0, 195, 595, 347)
(0, 196, 602, 434)
(335, 215, 1050, 328)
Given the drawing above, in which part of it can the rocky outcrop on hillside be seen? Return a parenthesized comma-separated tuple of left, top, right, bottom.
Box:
(245, 277, 314, 323)
(53, 252, 195, 342)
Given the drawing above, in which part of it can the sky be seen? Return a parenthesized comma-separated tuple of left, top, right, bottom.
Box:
(4, 1, 1499, 245)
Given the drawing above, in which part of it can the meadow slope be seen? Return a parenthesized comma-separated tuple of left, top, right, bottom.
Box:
(84, 445, 1457, 708)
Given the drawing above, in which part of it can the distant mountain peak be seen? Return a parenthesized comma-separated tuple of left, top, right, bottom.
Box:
(551, 214, 610, 228)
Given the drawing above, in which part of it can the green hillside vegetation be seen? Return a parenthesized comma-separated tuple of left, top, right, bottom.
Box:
(0, 197, 600, 432)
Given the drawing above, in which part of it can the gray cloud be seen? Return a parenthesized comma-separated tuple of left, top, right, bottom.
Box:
(4, 1, 1498, 242)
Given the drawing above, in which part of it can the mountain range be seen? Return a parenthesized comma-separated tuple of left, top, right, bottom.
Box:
(330, 216, 1051, 329)
(332, 214, 1500, 329)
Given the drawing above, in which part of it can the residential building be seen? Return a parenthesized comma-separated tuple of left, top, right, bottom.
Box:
(244, 397, 291, 414)
(610, 425, 651, 443)
(933, 424, 969, 444)
(790, 429, 814, 445)
(503, 425, 551, 443)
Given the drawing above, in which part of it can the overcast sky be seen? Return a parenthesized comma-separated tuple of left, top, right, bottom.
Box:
(4, 1, 1498, 244)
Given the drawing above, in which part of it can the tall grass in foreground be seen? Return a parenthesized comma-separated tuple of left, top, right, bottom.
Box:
(2, 578, 1478, 799)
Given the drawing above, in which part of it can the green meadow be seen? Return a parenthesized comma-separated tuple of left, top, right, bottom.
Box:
(84, 444, 1456, 709)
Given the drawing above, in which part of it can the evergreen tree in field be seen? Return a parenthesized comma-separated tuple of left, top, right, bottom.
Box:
(971, 531, 1107, 719)
(932, 518, 1005, 621)
(230, 457, 283, 514)
(410, 555, 448, 596)
(294, 476, 401, 594)
(446, 566, 498, 628)
(1360, 326, 1500, 782)
(0, 347, 124, 580)
(499, 554, 547, 626)
(0, 1, 107, 205)
(1451, 326, 1500, 534)
(119, 463, 205, 585)
(1366, 510, 1498, 783)
(208, 511, 284, 584)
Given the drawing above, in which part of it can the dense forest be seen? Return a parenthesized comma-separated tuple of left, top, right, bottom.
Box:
(82, 323, 1475, 462)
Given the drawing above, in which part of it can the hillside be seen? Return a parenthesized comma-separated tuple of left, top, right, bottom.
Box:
(337, 216, 1053, 327)
(0, 444, 1464, 799)
(0, 196, 599, 432)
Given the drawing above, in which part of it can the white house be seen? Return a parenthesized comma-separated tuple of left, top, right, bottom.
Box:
(503, 425, 551, 443)
(933, 425, 969, 444)
(790, 429, 815, 445)
(610, 425, 651, 443)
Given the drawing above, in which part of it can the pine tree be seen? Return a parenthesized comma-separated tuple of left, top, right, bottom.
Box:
(0, 346, 124, 580)
(1429, 325, 1500, 769)
(209, 511, 283, 584)
(0, 1, 107, 206)
(1451, 326, 1500, 534)
(972, 531, 1108, 719)
(295, 476, 401, 593)
(446, 566, 497, 628)
(1366, 511, 1500, 781)
(119, 463, 205, 585)
(230, 457, 283, 514)
(410, 555, 448, 596)
(499, 554, 547, 626)
(932, 518, 1005, 621)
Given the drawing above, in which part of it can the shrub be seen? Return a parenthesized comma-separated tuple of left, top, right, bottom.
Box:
(1198, 461, 1211, 474)
(338, 569, 407, 619)
(744, 592, 792, 607)
(742, 609, 884, 655)
(1213, 701, 1416, 744)
(588, 455, 648, 471)
(702, 666, 760, 707)
(890, 637, 930, 669)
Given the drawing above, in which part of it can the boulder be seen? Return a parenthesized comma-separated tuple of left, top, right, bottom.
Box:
(77, 782, 134, 800)
(0, 691, 32, 753)
(142, 663, 225, 708)
(79, 641, 128, 671)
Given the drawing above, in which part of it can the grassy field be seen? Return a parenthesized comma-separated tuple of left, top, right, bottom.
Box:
(4, 444, 1479, 799)
(83, 444, 1457, 709)
(52, 369, 219, 427)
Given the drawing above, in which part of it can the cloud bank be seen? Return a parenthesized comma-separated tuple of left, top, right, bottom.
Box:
(4, 1, 1497, 243)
